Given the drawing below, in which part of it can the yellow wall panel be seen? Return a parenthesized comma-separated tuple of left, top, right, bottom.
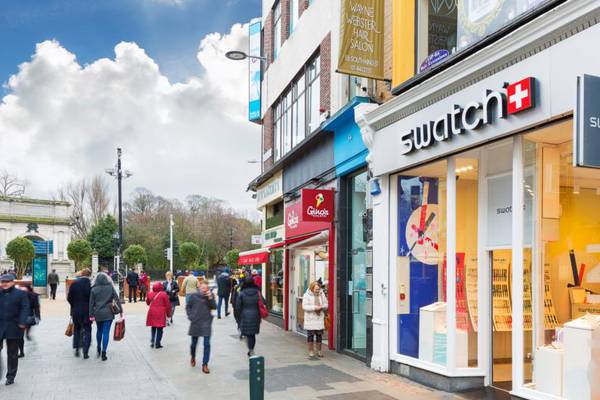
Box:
(392, 0, 415, 87)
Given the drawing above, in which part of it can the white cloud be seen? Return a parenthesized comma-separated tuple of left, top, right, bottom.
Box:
(0, 23, 261, 213)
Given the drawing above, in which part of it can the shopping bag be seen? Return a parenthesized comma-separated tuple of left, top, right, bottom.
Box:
(65, 319, 74, 337)
(258, 295, 269, 319)
(324, 312, 331, 331)
(113, 318, 126, 341)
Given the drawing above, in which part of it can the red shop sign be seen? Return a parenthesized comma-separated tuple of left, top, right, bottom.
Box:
(285, 202, 329, 238)
(238, 251, 269, 265)
(301, 188, 334, 223)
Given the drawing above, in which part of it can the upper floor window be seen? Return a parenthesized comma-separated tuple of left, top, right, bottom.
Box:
(273, 54, 321, 162)
(416, 0, 551, 74)
(290, 0, 299, 34)
(273, 1, 282, 60)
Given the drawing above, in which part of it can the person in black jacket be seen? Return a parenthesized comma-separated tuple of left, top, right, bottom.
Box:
(163, 271, 180, 324)
(67, 269, 92, 359)
(16, 284, 40, 358)
(235, 276, 262, 356)
(216, 270, 232, 319)
(126, 270, 139, 303)
(0, 273, 30, 386)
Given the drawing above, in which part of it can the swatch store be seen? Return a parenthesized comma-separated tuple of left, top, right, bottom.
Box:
(365, 7, 600, 399)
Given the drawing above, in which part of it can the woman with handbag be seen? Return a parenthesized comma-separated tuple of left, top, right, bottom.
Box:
(89, 272, 122, 361)
(163, 271, 180, 324)
(302, 281, 328, 358)
(146, 282, 172, 349)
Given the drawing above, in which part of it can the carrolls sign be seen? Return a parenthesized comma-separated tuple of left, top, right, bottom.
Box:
(399, 77, 536, 155)
(301, 188, 335, 223)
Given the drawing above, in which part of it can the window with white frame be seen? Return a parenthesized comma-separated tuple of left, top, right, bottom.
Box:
(290, 0, 299, 34)
(273, 1, 282, 60)
(273, 54, 321, 161)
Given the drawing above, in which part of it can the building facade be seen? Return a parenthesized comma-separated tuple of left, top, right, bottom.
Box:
(358, 0, 600, 399)
(0, 196, 74, 294)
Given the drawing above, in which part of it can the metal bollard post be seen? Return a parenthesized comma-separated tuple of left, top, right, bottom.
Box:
(249, 355, 265, 400)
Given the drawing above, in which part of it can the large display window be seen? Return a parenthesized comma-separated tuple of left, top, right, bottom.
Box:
(267, 249, 284, 315)
(395, 160, 447, 363)
(523, 120, 600, 399)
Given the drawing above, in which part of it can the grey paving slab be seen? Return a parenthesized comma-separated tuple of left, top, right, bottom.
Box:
(0, 298, 449, 399)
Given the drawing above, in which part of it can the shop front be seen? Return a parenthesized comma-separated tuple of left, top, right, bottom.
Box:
(360, 2, 600, 398)
(284, 188, 336, 349)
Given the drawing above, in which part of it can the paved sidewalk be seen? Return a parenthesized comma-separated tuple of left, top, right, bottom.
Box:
(0, 298, 479, 399)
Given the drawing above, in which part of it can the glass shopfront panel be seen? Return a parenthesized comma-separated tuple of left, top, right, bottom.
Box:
(395, 160, 447, 363)
(267, 249, 284, 315)
(346, 170, 369, 357)
(524, 120, 600, 398)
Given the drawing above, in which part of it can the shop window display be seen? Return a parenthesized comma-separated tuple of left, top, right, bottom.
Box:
(268, 249, 284, 314)
(524, 121, 600, 398)
(396, 161, 447, 363)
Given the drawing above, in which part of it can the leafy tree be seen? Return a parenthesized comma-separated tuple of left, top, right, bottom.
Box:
(6, 237, 35, 278)
(225, 249, 240, 269)
(67, 239, 93, 271)
(179, 242, 200, 269)
(123, 244, 147, 268)
(87, 215, 118, 266)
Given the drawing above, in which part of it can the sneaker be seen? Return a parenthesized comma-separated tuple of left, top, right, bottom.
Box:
(308, 351, 315, 359)
(190, 357, 196, 367)
(18, 353, 24, 358)
(155, 344, 163, 349)
(75, 349, 80, 357)
(317, 351, 324, 358)
(83, 354, 89, 360)
(5, 378, 14, 386)
(202, 364, 210, 374)
(101, 352, 107, 361)
(150, 343, 155, 348)
(247, 350, 255, 357)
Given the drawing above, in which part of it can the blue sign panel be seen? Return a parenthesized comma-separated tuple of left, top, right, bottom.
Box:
(33, 240, 53, 255)
(33, 255, 47, 287)
(248, 20, 262, 121)
(575, 74, 600, 168)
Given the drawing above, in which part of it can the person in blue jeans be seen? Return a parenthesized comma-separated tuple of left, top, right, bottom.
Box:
(89, 273, 122, 361)
(186, 281, 216, 374)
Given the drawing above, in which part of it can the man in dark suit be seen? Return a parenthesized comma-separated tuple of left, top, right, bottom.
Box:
(0, 273, 29, 385)
(126, 269, 139, 303)
(67, 269, 92, 359)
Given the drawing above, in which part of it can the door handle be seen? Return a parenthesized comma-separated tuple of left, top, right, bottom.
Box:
(381, 283, 387, 296)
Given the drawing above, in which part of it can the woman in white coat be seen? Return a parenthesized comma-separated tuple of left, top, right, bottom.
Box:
(302, 281, 328, 358)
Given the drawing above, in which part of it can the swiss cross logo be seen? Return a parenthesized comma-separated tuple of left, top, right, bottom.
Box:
(507, 77, 535, 115)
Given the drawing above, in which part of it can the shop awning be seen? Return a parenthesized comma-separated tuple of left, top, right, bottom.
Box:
(238, 248, 270, 265)
(267, 232, 322, 250)
(287, 230, 329, 249)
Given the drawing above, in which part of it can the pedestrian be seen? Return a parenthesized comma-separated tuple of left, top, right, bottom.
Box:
(186, 280, 216, 374)
(230, 274, 242, 338)
(216, 269, 231, 319)
(138, 270, 149, 302)
(47, 269, 59, 300)
(162, 271, 180, 324)
(89, 272, 122, 361)
(146, 282, 171, 349)
(126, 269, 139, 303)
(235, 276, 263, 356)
(16, 284, 40, 358)
(302, 281, 329, 358)
(251, 269, 262, 290)
(0, 273, 30, 385)
(67, 269, 92, 359)
(180, 271, 199, 300)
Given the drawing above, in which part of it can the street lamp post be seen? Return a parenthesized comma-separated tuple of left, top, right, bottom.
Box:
(105, 148, 132, 302)
(169, 214, 174, 274)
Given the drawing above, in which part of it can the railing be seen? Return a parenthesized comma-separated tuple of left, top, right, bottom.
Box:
(265, 213, 283, 230)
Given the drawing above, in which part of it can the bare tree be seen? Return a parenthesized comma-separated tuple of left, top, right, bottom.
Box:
(56, 180, 88, 239)
(87, 176, 110, 226)
(0, 170, 27, 197)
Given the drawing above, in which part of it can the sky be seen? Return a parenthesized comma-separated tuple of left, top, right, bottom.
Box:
(0, 0, 262, 214)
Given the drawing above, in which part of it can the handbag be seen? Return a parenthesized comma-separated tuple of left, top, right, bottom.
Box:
(65, 318, 74, 337)
(110, 298, 121, 315)
(257, 294, 269, 319)
(113, 318, 126, 341)
(324, 311, 331, 331)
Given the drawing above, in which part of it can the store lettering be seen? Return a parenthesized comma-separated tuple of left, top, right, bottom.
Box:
(306, 206, 330, 219)
(287, 210, 299, 229)
(590, 116, 600, 128)
(400, 89, 509, 155)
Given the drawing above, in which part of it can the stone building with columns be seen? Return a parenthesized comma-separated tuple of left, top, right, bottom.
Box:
(0, 196, 74, 293)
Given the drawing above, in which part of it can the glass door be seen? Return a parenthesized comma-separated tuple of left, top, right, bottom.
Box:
(296, 253, 310, 333)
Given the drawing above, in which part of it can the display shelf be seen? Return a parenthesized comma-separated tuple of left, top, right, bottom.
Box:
(543, 264, 559, 329)
(466, 257, 478, 332)
(492, 252, 512, 331)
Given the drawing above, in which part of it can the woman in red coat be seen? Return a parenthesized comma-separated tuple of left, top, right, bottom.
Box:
(146, 282, 172, 349)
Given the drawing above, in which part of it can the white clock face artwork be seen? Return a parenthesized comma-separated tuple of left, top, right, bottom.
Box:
(405, 204, 440, 265)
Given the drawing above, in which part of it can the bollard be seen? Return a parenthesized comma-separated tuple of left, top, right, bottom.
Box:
(249, 355, 265, 400)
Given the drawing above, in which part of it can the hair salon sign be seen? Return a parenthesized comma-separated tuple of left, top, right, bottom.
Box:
(399, 77, 536, 155)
